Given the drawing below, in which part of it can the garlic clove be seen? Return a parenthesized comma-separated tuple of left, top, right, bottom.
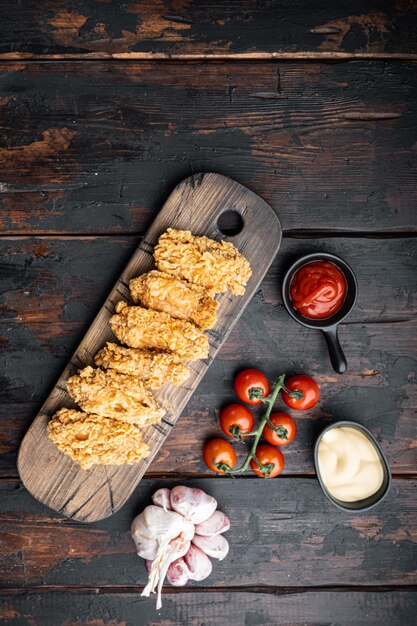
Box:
(152, 488, 172, 511)
(166, 558, 191, 586)
(192, 534, 229, 561)
(184, 543, 213, 581)
(170, 486, 217, 524)
(195, 510, 230, 537)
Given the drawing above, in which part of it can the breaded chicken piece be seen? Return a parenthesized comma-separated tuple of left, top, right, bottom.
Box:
(67, 366, 165, 426)
(47, 408, 150, 471)
(129, 270, 218, 330)
(154, 228, 252, 296)
(110, 301, 209, 361)
(95, 342, 190, 389)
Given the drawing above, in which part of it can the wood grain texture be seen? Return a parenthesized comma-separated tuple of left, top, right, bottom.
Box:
(1, 590, 417, 626)
(1, 477, 416, 587)
(1, 236, 416, 477)
(0, 61, 416, 234)
(0, 0, 416, 59)
(17, 173, 282, 522)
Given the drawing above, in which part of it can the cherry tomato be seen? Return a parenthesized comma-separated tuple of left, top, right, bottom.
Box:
(282, 375, 320, 410)
(219, 404, 255, 438)
(250, 444, 284, 478)
(234, 369, 270, 405)
(203, 438, 237, 473)
(263, 412, 297, 446)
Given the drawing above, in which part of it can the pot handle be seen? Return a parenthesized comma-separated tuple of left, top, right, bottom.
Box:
(322, 326, 347, 374)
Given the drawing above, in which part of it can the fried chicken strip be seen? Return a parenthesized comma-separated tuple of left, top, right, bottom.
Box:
(129, 270, 218, 330)
(154, 228, 252, 296)
(110, 301, 209, 361)
(67, 366, 165, 425)
(47, 408, 150, 471)
(95, 342, 190, 389)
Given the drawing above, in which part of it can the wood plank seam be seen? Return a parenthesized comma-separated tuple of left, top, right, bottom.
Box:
(0, 232, 416, 240)
(1, 585, 417, 595)
(0, 53, 416, 61)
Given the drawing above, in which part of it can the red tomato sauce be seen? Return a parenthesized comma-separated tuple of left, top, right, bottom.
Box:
(290, 261, 347, 320)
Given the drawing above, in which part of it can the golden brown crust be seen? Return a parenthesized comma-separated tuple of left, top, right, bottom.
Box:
(46, 229, 251, 470)
(129, 270, 219, 330)
(66, 365, 165, 426)
(154, 228, 252, 296)
(110, 302, 209, 361)
(95, 342, 190, 389)
(47, 408, 150, 471)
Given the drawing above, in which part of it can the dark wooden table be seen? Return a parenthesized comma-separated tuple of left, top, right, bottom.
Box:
(1, 2, 417, 625)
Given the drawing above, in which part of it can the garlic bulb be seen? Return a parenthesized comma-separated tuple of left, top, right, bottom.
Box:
(132, 486, 230, 608)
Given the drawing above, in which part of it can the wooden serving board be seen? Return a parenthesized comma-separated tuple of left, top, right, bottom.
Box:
(18, 173, 282, 522)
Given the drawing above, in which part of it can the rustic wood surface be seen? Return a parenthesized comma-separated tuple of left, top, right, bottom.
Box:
(2, 590, 417, 626)
(17, 173, 281, 522)
(1, 1, 416, 624)
(0, 0, 416, 59)
(1, 478, 416, 587)
(0, 61, 416, 235)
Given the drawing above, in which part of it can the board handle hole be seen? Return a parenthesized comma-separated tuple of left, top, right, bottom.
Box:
(217, 210, 244, 236)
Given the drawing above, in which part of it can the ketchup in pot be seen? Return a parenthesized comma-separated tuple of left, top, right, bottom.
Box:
(290, 261, 347, 320)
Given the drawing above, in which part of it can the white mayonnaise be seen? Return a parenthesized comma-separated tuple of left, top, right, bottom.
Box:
(317, 426, 384, 502)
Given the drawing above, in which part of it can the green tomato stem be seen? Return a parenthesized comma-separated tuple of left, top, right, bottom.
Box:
(264, 415, 288, 439)
(229, 425, 242, 438)
(214, 461, 232, 473)
(280, 382, 303, 400)
(224, 373, 286, 475)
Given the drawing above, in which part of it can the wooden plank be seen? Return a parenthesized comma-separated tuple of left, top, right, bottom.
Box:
(0, 61, 416, 234)
(17, 173, 282, 522)
(1, 590, 417, 626)
(0, 477, 416, 587)
(0, 1, 416, 59)
(1, 236, 416, 477)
